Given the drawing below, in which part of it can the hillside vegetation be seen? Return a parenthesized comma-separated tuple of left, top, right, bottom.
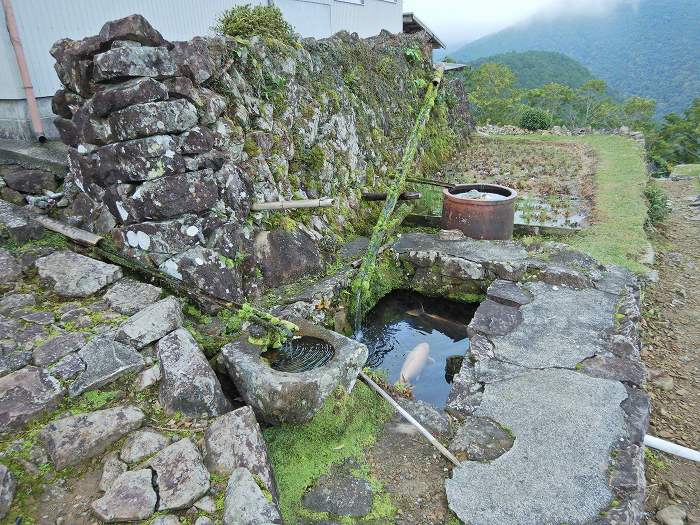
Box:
(449, 0, 700, 117)
(467, 51, 596, 89)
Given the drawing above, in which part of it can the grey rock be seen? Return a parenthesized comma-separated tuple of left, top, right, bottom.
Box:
(51, 87, 84, 118)
(0, 366, 64, 431)
(171, 37, 217, 84)
(116, 296, 182, 349)
(178, 126, 215, 155)
(580, 355, 646, 387)
(33, 332, 86, 366)
(652, 375, 674, 391)
(656, 505, 687, 525)
(448, 416, 514, 461)
(103, 278, 162, 315)
(119, 428, 171, 464)
(223, 467, 282, 525)
(486, 279, 533, 307)
(18, 311, 55, 325)
(157, 328, 231, 417)
(108, 99, 198, 141)
(445, 369, 627, 525)
(91, 77, 169, 117)
(152, 516, 181, 525)
(396, 398, 451, 437)
(194, 495, 217, 513)
(608, 443, 645, 524)
(254, 228, 324, 288)
(537, 265, 592, 289)
(0, 463, 15, 520)
(50, 353, 85, 381)
(35, 251, 122, 297)
(99, 451, 127, 492)
(469, 299, 523, 337)
(222, 319, 367, 425)
(113, 170, 218, 223)
(134, 364, 161, 391)
(621, 387, 650, 444)
(74, 135, 186, 186)
(302, 473, 372, 517)
(0, 293, 36, 315)
(112, 216, 206, 261)
(68, 333, 145, 397)
(147, 438, 210, 511)
(0, 351, 32, 378)
(94, 45, 176, 82)
(41, 406, 145, 470)
(0, 314, 20, 341)
(204, 406, 276, 496)
(91, 469, 157, 522)
(2, 167, 57, 194)
(0, 249, 21, 284)
(195, 517, 214, 525)
(98, 14, 170, 48)
(0, 200, 44, 243)
(160, 247, 244, 303)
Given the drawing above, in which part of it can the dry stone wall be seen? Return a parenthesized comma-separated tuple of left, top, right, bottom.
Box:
(52, 14, 470, 303)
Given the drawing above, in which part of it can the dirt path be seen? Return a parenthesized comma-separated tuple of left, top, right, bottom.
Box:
(643, 178, 700, 524)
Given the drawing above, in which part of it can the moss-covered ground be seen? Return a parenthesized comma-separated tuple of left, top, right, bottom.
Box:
(263, 382, 396, 524)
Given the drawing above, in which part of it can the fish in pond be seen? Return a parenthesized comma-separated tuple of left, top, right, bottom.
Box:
(406, 306, 469, 341)
(398, 342, 434, 384)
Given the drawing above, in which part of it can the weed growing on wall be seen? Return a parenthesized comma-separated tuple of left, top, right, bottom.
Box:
(214, 5, 294, 45)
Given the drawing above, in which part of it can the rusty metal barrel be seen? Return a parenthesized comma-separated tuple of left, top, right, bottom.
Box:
(442, 183, 518, 240)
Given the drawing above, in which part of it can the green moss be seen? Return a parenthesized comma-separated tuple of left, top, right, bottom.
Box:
(69, 390, 120, 415)
(263, 383, 395, 524)
(244, 137, 261, 157)
(214, 5, 294, 45)
(0, 231, 68, 255)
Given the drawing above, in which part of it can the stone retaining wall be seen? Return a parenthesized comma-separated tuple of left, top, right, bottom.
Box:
(51, 14, 471, 303)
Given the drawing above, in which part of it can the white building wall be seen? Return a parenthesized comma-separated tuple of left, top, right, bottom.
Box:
(0, 0, 402, 139)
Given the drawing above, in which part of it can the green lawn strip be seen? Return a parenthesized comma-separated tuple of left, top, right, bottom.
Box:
(498, 134, 650, 273)
(263, 381, 395, 524)
(671, 163, 700, 178)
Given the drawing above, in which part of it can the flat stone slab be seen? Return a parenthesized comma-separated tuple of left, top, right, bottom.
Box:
(91, 469, 156, 522)
(41, 406, 145, 470)
(486, 282, 617, 369)
(446, 369, 627, 525)
(32, 332, 86, 366)
(68, 332, 145, 397)
(35, 251, 122, 297)
(0, 200, 45, 243)
(224, 467, 282, 525)
(0, 366, 64, 431)
(116, 296, 182, 349)
(103, 278, 162, 315)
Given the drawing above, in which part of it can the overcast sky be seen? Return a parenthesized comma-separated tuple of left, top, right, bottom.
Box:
(402, 0, 637, 48)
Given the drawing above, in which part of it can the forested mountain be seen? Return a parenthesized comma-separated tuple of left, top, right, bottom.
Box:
(449, 0, 700, 116)
(467, 51, 596, 90)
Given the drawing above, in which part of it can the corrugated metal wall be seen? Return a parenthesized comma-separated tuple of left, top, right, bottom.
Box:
(1, 0, 402, 100)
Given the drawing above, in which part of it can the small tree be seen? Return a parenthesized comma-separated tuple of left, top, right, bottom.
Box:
(215, 5, 294, 45)
(518, 108, 552, 130)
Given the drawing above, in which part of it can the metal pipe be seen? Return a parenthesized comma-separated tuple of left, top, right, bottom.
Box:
(251, 198, 335, 211)
(359, 370, 461, 467)
(2, 0, 46, 142)
(644, 435, 700, 463)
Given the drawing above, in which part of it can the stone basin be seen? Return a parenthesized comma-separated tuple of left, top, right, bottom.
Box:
(221, 318, 368, 425)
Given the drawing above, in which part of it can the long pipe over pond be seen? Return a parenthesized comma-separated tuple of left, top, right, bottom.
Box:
(359, 371, 461, 467)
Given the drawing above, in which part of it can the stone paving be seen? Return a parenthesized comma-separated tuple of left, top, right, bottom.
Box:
(393, 232, 648, 525)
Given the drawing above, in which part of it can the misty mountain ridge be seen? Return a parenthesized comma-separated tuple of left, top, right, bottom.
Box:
(449, 0, 700, 116)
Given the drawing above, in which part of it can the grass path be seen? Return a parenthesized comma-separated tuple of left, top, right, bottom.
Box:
(504, 134, 651, 273)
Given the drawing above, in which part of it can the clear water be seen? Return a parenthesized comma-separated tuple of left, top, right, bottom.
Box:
(261, 336, 335, 373)
(355, 290, 477, 408)
(453, 189, 510, 201)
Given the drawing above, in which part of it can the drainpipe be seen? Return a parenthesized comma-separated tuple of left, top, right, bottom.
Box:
(2, 0, 46, 142)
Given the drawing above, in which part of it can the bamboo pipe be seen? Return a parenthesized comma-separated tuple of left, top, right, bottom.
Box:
(251, 198, 335, 211)
(359, 371, 461, 467)
(2, 0, 46, 142)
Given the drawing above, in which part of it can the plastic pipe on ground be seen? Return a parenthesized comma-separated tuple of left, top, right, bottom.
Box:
(644, 435, 700, 462)
(359, 371, 461, 467)
(250, 198, 335, 211)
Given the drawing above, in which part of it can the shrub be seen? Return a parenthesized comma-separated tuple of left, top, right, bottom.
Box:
(644, 183, 670, 227)
(215, 5, 294, 45)
(519, 108, 553, 130)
